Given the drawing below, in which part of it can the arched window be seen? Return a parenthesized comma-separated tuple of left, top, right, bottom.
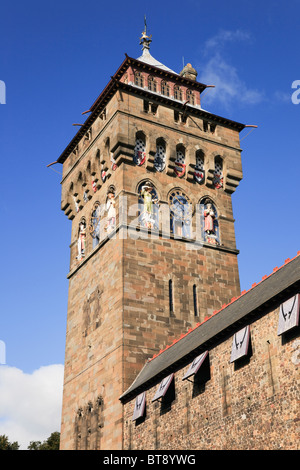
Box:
(89, 203, 101, 248)
(161, 81, 170, 97)
(154, 139, 166, 172)
(169, 190, 192, 238)
(213, 156, 223, 189)
(186, 89, 195, 105)
(148, 75, 157, 92)
(76, 220, 87, 261)
(174, 145, 186, 178)
(134, 133, 146, 166)
(194, 150, 205, 184)
(200, 198, 220, 246)
(134, 71, 144, 88)
(174, 85, 182, 101)
(138, 181, 159, 230)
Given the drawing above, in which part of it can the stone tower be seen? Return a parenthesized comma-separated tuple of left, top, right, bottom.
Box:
(57, 27, 245, 450)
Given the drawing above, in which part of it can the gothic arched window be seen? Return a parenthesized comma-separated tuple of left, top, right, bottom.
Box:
(138, 181, 159, 230)
(148, 75, 157, 92)
(161, 81, 170, 97)
(174, 85, 182, 101)
(186, 89, 195, 105)
(213, 156, 224, 189)
(200, 198, 220, 246)
(134, 71, 144, 88)
(154, 139, 166, 172)
(134, 133, 146, 166)
(89, 203, 101, 248)
(169, 190, 192, 238)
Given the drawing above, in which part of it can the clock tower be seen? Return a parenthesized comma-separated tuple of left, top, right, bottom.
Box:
(58, 26, 245, 450)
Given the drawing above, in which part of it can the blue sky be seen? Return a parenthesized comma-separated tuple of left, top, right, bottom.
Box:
(0, 0, 299, 447)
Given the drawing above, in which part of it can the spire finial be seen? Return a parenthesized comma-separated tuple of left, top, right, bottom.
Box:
(140, 15, 152, 52)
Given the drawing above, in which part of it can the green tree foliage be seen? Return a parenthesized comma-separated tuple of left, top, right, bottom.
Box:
(0, 434, 20, 450)
(27, 432, 60, 450)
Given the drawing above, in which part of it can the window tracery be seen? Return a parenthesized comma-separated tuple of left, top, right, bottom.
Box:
(134, 134, 146, 166)
(213, 156, 224, 189)
(174, 146, 186, 178)
(154, 139, 166, 172)
(194, 151, 205, 184)
(75, 397, 104, 450)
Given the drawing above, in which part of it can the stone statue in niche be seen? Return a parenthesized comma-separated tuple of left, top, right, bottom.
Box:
(77, 221, 87, 260)
(105, 190, 116, 234)
(202, 199, 219, 245)
(139, 181, 159, 229)
(204, 202, 216, 234)
(170, 191, 191, 238)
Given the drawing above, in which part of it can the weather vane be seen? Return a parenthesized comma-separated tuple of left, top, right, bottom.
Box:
(140, 15, 152, 51)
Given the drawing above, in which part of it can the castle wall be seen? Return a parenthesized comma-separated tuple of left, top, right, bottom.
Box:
(123, 303, 300, 450)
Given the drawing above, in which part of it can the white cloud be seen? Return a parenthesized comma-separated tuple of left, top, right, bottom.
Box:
(203, 29, 252, 54)
(198, 29, 264, 110)
(0, 364, 64, 450)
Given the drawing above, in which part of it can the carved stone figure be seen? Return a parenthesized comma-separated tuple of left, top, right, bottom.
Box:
(140, 181, 159, 229)
(204, 203, 215, 234)
(77, 222, 86, 260)
(105, 191, 116, 234)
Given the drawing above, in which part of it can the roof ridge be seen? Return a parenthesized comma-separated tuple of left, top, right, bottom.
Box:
(149, 250, 300, 362)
